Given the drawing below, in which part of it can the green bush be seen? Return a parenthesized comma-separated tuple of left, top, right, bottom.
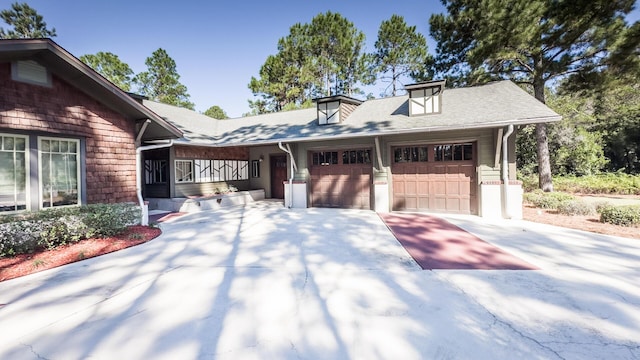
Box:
(0, 203, 141, 258)
(553, 173, 640, 195)
(556, 199, 597, 216)
(523, 190, 575, 209)
(599, 205, 640, 226)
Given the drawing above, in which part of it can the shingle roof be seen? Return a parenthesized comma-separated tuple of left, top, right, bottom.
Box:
(145, 80, 561, 147)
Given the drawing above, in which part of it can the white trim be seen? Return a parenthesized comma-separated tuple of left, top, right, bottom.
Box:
(37, 136, 81, 209)
(0, 133, 30, 212)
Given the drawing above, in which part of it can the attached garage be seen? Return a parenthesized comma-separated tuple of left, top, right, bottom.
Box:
(309, 149, 372, 209)
(392, 143, 477, 214)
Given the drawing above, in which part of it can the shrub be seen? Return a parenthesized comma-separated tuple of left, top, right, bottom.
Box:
(523, 190, 575, 209)
(0, 203, 141, 258)
(599, 205, 640, 226)
(553, 173, 640, 195)
(556, 199, 597, 216)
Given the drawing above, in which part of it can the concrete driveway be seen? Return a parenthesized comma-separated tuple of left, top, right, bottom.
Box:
(1, 201, 639, 359)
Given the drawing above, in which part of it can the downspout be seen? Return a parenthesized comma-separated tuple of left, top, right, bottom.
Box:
(136, 137, 173, 226)
(502, 124, 515, 219)
(278, 141, 295, 208)
(374, 136, 384, 171)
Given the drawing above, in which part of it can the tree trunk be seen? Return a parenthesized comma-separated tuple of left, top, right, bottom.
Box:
(533, 76, 554, 192)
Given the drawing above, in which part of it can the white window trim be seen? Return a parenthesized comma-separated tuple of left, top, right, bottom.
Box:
(0, 133, 30, 212)
(175, 159, 194, 183)
(38, 136, 81, 209)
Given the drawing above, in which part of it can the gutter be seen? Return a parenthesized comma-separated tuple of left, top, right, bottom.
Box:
(278, 141, 295, 208)
(136, 140, 173, 225)
(502, 124, 515, 219)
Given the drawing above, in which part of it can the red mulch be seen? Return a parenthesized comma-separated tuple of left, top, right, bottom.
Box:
(0, 226, 161, 282)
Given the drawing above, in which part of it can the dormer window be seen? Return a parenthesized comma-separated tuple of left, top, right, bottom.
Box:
(315, 95, 363, 125)
(12, 60, 51, 87)
(406, 80, 445, 116)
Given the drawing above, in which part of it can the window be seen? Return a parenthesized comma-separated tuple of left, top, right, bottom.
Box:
(252, 160, 260, 178)
(317, 101, 340, 125)
(312, 151, 338, 166)
(175, 160, 193, 183)
(434, 143, 473, 162)
(342, 149, 372, 164)
(12, 60, 51, 87)
(393, 146, 428, 163)
(39, 138, 80, 208)
(0, 134, 28, 212)
(189, 159, 250, 183)
(144, 160, 167, 184)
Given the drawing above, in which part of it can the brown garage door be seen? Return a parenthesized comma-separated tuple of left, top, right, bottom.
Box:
(392, 143, 477, 214)
(310, 149, 372, 209)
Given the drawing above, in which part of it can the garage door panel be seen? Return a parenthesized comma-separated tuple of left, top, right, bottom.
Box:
(310, 151, 371, 209)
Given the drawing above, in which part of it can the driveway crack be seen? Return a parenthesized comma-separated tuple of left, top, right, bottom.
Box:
(435, 273, 566, 360)
(21, 343, 50, 360)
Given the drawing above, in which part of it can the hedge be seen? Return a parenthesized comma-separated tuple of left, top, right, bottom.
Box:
(0, 203, 140, 258)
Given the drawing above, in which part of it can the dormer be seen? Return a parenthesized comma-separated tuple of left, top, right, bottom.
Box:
(315, 95, 363, 125)
(405, 80, 445, 116)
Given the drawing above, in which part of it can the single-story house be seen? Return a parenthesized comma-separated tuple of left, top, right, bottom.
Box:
(1, 38, 562, 221)
(139, 81, 560, 219)
(0, 39, 181, 217)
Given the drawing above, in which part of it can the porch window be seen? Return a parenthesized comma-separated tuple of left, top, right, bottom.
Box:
(0, 134, 28, 212)
(39, 137, 80, 208)
(175, 160, 193, 183)
(193, 159, 249, 182)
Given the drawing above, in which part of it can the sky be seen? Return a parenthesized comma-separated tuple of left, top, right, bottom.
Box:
(2, 1, 639, 118)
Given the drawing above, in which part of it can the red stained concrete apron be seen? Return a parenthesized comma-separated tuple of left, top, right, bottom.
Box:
(379, 213, 538, 270)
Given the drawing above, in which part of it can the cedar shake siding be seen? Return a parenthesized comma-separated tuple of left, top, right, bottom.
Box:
(0, 62, 138, 206)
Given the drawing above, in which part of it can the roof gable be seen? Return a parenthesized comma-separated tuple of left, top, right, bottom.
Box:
(0, 38, 182, 141)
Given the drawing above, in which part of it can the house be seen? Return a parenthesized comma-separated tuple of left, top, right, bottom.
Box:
(1, 38, 561, 221)
(141, 80, 561, 219)
(0, 39, 181, 216)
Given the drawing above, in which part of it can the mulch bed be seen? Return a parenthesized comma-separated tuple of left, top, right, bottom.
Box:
(0, 226, 161, 282)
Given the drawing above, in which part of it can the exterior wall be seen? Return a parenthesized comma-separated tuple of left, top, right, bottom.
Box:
(249, 145, 284, 198)
(172, 144, 250, 198)
(0, 62, 137, 208)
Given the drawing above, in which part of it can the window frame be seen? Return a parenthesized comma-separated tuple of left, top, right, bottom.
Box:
(38, 136, 81, 209)
(0, 133, 30, 213)
(175, 160, 194, 183)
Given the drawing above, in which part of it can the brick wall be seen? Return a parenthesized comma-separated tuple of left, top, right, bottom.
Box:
(0, 63, 138, 204)
(174, 144, 249, 160)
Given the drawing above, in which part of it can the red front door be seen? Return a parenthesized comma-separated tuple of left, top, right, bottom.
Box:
(270, 155, 287, 199)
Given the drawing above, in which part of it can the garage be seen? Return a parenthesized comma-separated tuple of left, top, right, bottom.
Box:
(309, 149, 372, 209)
(392, 143, 477, 214)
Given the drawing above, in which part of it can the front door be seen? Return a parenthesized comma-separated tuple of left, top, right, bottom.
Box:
(270, 155, 287, 199)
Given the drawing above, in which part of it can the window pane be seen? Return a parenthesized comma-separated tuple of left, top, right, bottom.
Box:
(41, 139, 50, 152)
(411, 147, 418, 162)
(394, 148, 403, 162)
(356, 150, 364, 164)
(403, 148, 410, 162)
(15, 137, 25, 151)
(60, 141, 68, 153)
(313, 153, 319, 166)
(453, 145, 463, 160)
(51, 140, 60, 153)
(419, 147, 428, 162)
(349, 151, 356, 164)
(40, 138, 79, 208)
(342, 151, 349, 164)
(3, 137, 14, 151)
(364, 150, 371, 164)
(69, 141, 77, 153)
(331, 152, 338, 165)
(434, 146, 442, 161)
(444, 145, 452, 161)
(464, 144, 473, 160)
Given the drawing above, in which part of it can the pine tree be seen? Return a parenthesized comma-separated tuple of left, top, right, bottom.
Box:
(0, 2, 56, 39)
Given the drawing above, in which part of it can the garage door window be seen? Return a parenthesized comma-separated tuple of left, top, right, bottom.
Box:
(312, 151, 338, 166)
(343, 149, 371, 165)
(434, 144, 472, 161)
(393, 146, 428, 163)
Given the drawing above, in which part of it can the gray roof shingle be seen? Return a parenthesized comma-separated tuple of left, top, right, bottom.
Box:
(144, 80, 560, 147)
